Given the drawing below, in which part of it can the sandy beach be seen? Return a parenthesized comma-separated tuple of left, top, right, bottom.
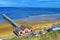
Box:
(0, 20, 60, 38)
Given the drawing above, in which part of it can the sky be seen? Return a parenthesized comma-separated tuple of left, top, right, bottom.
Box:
(0, 0, 60, 7)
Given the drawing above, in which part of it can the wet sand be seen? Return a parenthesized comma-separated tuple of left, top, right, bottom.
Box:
(0, 20, 60, 38)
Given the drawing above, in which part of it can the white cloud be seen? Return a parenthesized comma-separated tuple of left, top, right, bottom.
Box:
(0, 0, 17, 7)
(0, 0, 17, 5)
(0, 0, 60, 7)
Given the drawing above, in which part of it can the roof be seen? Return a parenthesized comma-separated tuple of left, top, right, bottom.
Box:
(19, 25, 32, 31)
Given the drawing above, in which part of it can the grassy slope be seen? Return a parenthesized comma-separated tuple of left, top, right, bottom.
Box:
(10, 30, 60, 40)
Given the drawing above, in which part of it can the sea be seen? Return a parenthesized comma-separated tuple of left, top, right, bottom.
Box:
(0, 7, 60, 22)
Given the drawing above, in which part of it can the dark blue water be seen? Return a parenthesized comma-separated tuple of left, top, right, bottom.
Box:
(0, 7, 60, 22)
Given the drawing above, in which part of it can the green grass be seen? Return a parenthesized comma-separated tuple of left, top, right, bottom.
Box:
(10, 30, 60, 40)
